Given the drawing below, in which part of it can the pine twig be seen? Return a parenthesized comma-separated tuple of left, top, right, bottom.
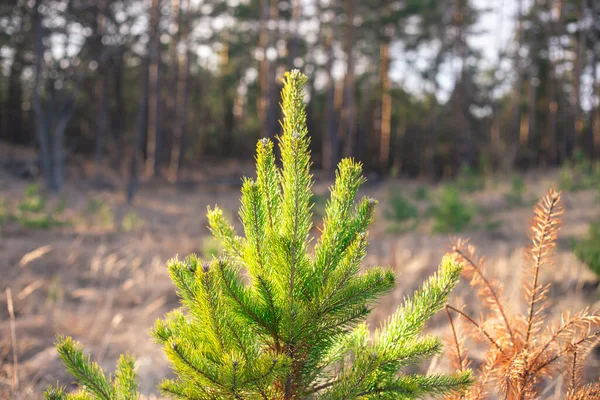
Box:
(446, 304, 466, 372)
(452, 239, 514, 342)
(446, 304, 504, 354)
(524, 188, 562, 347)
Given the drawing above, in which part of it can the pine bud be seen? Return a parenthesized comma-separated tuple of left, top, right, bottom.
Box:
(201, 261, 210, 273)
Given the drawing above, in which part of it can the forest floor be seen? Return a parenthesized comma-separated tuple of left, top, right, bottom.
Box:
(1, 158, 600, 399)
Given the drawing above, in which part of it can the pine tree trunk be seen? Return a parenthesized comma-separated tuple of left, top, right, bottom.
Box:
(168, 0, 189, 183)
(545, 63, 557, 165)
(267, 0, 280, 141)
(145, 0, 161, 178)
(32, 0, 54, 190)
(111, 52, 125, 171)
(128, 57, 151, 203)
(166, 0, 181, 167)
(287, 0, 300, 67)
(93, 6, 107, 180)
(593, 43, 600, 159)
(7, 46, 24, 144)
(258, 0, 271, 138)
(95, 68, 108, 180)
(573, 0, 586, 155)
(51, 97, 74, 191)
(379, 33, 392, 174)
(322, 31, 338, 172)
(341, 0, 357, 158)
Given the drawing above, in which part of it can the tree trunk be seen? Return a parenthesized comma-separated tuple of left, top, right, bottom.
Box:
(168, 0, 190, 183)
(111, 51, 125, 171)
(51, 96, 74, 190)
(145, 0, 161, 178)
(379, 31, 392, 173)
(7, 46, 24, 143)
(593, 40, 600, 159)
(258, 0, 271, 138)
(267, 0, 280, 141)
(95, 70, 108, 180)
(168, 0, 180, 120)
(341, 0, 357, 158)
(287, 0, 301, 67)
(544, 63, 558, 165)
(128, 57, 151, 203)
(504, 0, 524, 171)
(322, 30, 338, 172)
(32, 0, 53, 190)
(573, 0, 587, 155)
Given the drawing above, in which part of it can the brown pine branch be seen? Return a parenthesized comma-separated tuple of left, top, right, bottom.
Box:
(451, 238, 514, 342)
(444, 189, 600, 400)
(446, 304, 504, 354)
(532, 330, 600, 379)
(523, 188, 563, 348)
(446, 304, 468, 373)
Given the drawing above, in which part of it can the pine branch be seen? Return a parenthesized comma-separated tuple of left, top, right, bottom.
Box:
(451, 238, 514, 342)
(54, 336, 114, 400)
(445, 304, 504, 354)
(255, 138, 280, 232)
(446, 304, 469, 373)
(377, 256, 462, 346)
(115, 354, 138, 400)
(48, 336, 139, 400)
(314, 158, 366, 290)
(207, 206, 245, 261)
(523, 187, 563, 347)
(44, 386, 68, 400)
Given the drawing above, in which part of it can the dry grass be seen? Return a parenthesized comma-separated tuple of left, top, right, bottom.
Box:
(1, 167, 599, 399)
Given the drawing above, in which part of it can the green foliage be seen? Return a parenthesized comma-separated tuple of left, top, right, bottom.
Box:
(49, 71, 471, 399)
(121, 210, 143, 232)
(573, 221, 600, 278)
(414, 186, 429, 201)
(19, 183, 47, 213)
(54, 197, 68, 214)
(14, 183, 69, 229)
(481, 218, 503, 231)
(0, 198, 7, 226)
(385, 188, 419, 233)
(558, 152, 600, 192)
(504, 175, 526, 207)
(85, 199, 115, 229)
(44, 336, 138, 400)
(454, 165, 484, 193)
(431, 186, 473, 233)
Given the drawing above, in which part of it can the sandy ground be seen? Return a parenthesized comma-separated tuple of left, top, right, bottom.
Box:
(1, 164, 599, 399)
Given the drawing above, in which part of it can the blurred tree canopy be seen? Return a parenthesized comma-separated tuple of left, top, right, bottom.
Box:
(0, 0, 598, 192)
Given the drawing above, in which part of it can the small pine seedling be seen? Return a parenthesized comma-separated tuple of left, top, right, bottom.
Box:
(455, 166, 484, 194)
(445, 188, 600, 400)
(44, 336, 138, 400)
(432, 186, 473, 233)
(385, 188, 419, 233)
(47, 70, 471, 399)
(504, 175, 526, 207)
(573, 221, 600, 279)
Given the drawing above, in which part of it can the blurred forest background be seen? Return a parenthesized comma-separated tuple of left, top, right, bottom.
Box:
(0, 0, 599, 195)
(2, 1, 600, 397)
